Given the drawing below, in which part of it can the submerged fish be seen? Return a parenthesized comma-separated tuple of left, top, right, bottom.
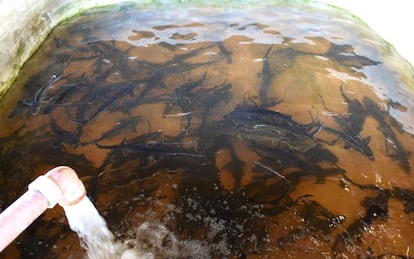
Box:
(258, 45, 274, 105)
(222, 107, 322, 152)
(16, 74, 62, 116)
(69, 80, 138, 125)
(95, 137, 204, 159)
(363, 97, 410, 170)
(323, 126, 374, 160)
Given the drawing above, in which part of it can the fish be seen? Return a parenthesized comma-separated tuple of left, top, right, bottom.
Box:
(258, 45, 274, 105)
(110, 92, 171, 115)
(225, 107, 323, 138)
(42, 74, 88, 114)
(12, 73, 78, 117)
(328, 43, 381, 68)
(192, 82, 232, 125)
(163, 73, 209, 131)
(223, 122, 319, 152)
(50, 118, 80, 145)
(254, 160, 286, 179)
(28, 74, 61, 115)
(319, 85, 366, 136)
(95, 136, 204, 159)
(323, 126, 374, 160)
(70, 80, 137, 125)
(221, 107, 322, 152)
(363, 97, 411, 171)
(339, 86, 366, 135)
(216, 41, 232, 64)
(83, 115, 148, 144)
(89, 41, 136, 79)
(167, 44, 216, 64)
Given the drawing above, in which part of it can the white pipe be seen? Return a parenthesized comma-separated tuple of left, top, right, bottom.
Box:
(0, 166, 86, 252)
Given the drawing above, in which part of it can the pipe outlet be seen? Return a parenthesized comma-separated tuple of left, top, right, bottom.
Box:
(44, 166, 86, 207)
(28, 166, 86, 208)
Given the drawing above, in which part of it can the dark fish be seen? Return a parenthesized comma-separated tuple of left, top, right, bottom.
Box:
(332, 54, 381, 68)
(43, 74, 88, 114)
(167, 43, 216, 64)
(323, 126, 374, 160)
(216, 41, 232, 64)
(164, 73, 207, 130)
(339, 86, 366, 135)
(387, 99, 408, 113)
(83, 115, 148, 144)
(8, 99, 30, 118)
(363, 97, 411, 171)
(53, 37, 71, 48)
(225, 107, 323, 138)
(192, 82, 232, 125)
(226, 107, 323, 152)
(12, 73, 77, 117)
(328, 43, 381, 68)
(252, 144, 307, 170)
(258, 45, 274, 104)
(319, 85, 366, 136)
(224, 121, 319, 152)
(166, 87, 192, 129)
(222, 144, 245, 189)
(110, 91, 171, 115)
(393, 187, 414, 213)
(70, 80, 137, 125)
(180, 72, 208, 92)
(95, 137, 204, 158)
(50, 119, 80, 145)
(89, 41, 136, 79)
(28, 75, 61, 115)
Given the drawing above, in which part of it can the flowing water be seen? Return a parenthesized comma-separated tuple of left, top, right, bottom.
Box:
(62, 198, 123, 259)
(1, 1, 414, 258)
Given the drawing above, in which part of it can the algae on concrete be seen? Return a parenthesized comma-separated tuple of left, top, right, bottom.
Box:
(0, 0, 130, 100)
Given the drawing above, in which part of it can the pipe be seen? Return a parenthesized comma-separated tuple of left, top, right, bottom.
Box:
(0, 166, 86, 252)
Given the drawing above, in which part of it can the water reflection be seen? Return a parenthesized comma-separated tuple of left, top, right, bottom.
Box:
(0, 3, 414, 258)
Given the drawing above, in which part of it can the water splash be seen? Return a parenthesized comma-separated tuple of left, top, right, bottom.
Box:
(62, 197, 210, 258)
(62, 197, 125, 259)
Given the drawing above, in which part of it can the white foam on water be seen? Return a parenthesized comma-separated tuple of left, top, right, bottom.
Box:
(62, 197, 211, 258)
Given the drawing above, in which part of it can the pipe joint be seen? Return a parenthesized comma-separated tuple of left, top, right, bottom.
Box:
(44, 166, 86, 207)
(27, 166, 86, 208)
(28, 175, 63, 208)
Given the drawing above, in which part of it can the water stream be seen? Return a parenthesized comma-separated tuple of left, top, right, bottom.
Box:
(63, 196, 210, 258)
(62, 198, 123, 259)
(1, 2, 414, 258)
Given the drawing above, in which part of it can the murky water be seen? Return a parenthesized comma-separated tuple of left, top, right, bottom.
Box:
(1, 2, 414, 258)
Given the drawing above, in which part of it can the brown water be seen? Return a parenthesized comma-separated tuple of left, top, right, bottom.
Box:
(1, 2, 414, 258)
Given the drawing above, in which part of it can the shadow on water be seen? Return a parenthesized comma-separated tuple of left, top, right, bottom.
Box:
(1, 3, 414, 258)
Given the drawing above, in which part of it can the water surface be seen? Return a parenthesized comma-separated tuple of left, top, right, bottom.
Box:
(1, 2, 414, 258)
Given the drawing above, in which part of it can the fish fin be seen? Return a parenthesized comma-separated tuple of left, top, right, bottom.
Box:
(22, 98, 33, 105)
(68, 118, 88, 125)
